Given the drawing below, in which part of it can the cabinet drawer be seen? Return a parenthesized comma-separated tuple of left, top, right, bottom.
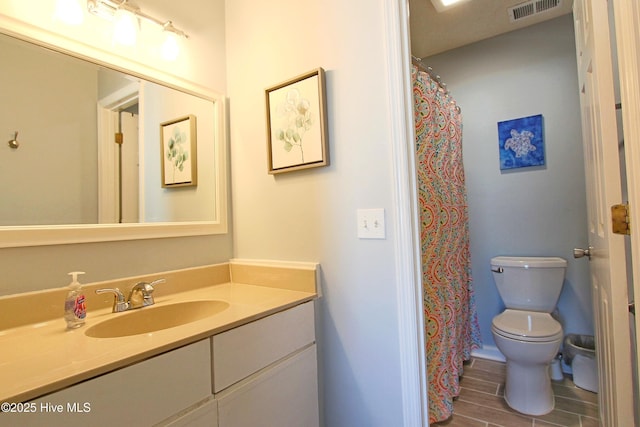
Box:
(212, 301, 315, 392)
(12, 339, 212, 427)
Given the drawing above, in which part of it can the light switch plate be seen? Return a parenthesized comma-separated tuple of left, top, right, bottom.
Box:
(357, 208, 386, 239)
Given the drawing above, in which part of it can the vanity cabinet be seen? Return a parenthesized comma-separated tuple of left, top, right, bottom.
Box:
(4, 301, 318, 427)
(213, 301, 319, 427)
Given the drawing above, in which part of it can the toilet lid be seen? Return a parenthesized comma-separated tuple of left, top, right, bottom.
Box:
(492, 309, 562, 342)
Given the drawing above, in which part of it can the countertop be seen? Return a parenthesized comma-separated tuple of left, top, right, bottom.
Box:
(0, 262, 317, 403)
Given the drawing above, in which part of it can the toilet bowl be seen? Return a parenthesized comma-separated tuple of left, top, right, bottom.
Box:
(490, 256, 567, 416)
(491, 309, 563, 415)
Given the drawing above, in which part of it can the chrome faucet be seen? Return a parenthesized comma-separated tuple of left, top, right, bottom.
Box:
(128, 279, 165, 309)
(96, 278, 166, 313)
(95, 288, 128, 313)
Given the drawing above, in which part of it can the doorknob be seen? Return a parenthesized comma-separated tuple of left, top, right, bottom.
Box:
(573, 247, 593, 260)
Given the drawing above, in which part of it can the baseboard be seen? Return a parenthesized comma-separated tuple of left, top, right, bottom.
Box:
(471, 345, 506, 362)
(471, 345, 574, 375)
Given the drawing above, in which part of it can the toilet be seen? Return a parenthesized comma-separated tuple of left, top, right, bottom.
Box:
(490, 256, 567, 416)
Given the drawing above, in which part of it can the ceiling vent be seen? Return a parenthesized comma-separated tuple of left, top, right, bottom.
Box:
(508, 0, 561, 22)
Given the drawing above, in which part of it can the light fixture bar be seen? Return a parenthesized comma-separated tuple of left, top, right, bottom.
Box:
(87, 0, 189, 38)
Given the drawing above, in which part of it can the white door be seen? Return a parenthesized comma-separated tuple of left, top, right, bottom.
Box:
(612, 0, 640, 419)
(97, 83, 139, 224)
(573, 0, 635, 425)
(97, 109, 139, 223)
(119, 110, 139, 223)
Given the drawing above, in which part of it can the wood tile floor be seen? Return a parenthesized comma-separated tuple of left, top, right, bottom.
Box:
(432, 358, 599, 427)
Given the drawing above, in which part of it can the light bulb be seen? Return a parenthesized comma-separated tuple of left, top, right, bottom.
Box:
(113, 9, 137, 46)
(161, 31, 180, 61)
(430, 0, 470, 12)
(54, 0, 84, 25)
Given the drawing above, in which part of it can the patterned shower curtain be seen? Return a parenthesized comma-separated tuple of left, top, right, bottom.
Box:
(411, 64, 482, 424)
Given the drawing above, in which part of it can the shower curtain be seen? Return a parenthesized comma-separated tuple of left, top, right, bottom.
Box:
(411, 64, 482, 424)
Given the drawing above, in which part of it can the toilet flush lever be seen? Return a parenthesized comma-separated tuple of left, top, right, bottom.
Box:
(491, 267, 504, 273)
(573, 247, 593, 260)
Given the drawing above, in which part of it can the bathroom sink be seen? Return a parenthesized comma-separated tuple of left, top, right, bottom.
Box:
(85, 300, 230, 338)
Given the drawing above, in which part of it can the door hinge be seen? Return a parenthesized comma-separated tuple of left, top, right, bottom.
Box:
(611, 203, 630, 235)
(114, 132, 123, 145)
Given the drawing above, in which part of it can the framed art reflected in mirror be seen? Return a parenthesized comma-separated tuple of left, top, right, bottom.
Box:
(161, 115, 198, 188)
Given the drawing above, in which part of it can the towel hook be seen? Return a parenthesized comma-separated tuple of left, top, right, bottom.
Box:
(8, 131, 19, 149)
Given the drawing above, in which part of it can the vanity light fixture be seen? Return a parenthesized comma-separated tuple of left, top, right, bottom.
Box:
(430, 0, 471, 13)
(87, 0, 189, 51)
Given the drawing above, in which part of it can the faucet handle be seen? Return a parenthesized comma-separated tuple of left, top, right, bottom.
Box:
(148, 278, 166, 290)
(142, 278, 166, 295)
(132, 278, 165, 294)
(96, 288, 128, 312)
(143, 278, 166, 305)
(129, 278, 166, 308)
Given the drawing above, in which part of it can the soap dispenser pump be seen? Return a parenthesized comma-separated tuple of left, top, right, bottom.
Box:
(64, 271, 86, 329)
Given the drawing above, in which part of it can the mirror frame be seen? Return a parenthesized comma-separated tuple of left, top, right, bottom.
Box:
(0, 16, 228, 248)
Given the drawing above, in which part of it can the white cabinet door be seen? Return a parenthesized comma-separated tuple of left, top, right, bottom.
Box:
(6, 339, 212, 427)
(217, 345, 319, 427)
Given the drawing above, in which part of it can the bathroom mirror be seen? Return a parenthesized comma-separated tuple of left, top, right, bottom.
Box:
(0, 29, 228, 247)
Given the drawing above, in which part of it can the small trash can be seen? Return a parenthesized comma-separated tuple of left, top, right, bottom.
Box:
(563, 334, 598, 393)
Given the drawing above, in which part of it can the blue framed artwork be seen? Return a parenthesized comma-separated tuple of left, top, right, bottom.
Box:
(497, 114, 545, 170)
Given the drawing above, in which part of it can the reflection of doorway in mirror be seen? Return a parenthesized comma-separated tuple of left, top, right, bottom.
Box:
(97, 83, 141, 224)
(120, 110, 139, 223)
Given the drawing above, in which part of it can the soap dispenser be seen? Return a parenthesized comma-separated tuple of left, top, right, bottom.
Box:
(64, 271, 86, 329)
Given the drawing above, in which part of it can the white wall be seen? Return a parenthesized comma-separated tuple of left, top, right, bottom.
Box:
(226, 0, 409, 425)
(426, 15, 594, 352)
(0, 0, 231, 294)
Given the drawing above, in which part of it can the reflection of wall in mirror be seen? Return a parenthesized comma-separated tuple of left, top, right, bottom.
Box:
(0, 36, 98, 226)
(141, 81, 216, 222)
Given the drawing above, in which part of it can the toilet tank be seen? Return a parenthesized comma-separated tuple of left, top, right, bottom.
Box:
(491, 256, 567, 312)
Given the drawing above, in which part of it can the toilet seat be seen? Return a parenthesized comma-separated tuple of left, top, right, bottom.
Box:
(492, 309, 563, 342)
